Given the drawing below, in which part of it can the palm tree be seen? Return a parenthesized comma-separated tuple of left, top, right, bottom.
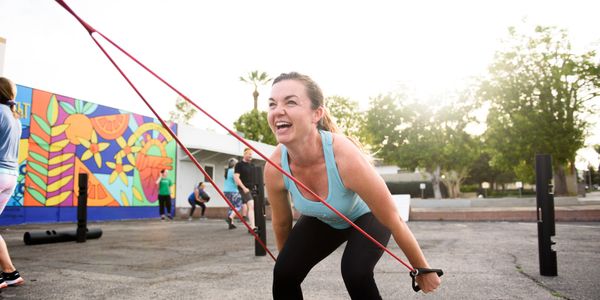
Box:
(240, 71, 271, 110)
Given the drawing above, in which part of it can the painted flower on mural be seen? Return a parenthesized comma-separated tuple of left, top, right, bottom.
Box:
(106, 155, 134, 185)
(115, 136, 142, 166)
(79, 131, 110, 168)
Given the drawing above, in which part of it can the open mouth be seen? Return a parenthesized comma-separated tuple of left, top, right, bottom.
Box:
(275, 121, 292, 130)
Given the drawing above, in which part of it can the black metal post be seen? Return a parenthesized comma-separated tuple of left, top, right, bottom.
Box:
(535, 154, 557, 276)
(254, 166, 266, 256)
(77, 173, 88, 243)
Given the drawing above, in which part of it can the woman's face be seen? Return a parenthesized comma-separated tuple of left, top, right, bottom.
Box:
(268, 80, 322, 144)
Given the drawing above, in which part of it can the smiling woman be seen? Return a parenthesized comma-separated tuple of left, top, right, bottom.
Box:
(265, 72, 441, 298)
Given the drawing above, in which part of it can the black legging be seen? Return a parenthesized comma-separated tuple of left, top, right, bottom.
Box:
(158, 194, 171, 216)
(273, 212, 391, 300)
(189, 200, 206, 217)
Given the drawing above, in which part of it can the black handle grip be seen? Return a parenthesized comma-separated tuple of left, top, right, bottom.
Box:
(410, 268, 444, 292)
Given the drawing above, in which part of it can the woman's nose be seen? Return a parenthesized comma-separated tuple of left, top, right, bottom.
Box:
(272, 105, 286, 115)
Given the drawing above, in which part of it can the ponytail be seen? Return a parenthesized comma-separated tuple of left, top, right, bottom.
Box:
(317, 106, 339, 133)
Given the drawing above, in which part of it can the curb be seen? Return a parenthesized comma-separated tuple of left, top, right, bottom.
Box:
(409, 207, 600, 222)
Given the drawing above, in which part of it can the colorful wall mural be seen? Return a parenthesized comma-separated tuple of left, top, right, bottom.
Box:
(0, 85, 177, 225)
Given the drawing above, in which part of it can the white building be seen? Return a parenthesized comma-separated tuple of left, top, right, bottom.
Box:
(175, 124, 276, 209)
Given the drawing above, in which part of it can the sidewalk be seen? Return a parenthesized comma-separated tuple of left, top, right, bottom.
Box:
(1, 218, 598, 299)
(410, 192, 600, 222)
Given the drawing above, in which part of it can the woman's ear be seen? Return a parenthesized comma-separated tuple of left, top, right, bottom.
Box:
(312, 106, 325, 125)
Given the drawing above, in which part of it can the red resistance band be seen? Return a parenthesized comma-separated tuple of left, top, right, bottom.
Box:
(54, 0, 435, 277)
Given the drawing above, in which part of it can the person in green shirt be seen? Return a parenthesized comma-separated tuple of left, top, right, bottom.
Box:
(155, 169, 174, 220)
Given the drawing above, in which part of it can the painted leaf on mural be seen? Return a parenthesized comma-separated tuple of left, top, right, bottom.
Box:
(49, 154, 74, 165)
(48, 164, 73, 177)
(26, 187, 46, 205)
(51, 124, 69, 136)
(47, 175, 73, 193)
(133, 186, 143, 202)
(32, 115, 51, 134)
(26, 171, 47, 190)
(59, 102, 76, 115)
(46, 191, 71, 206)
(47, 95, 59, 126)
(50, 139, 69, 152)
(75, 99, 83, 113)
(30, 134, 49, 149)
(82, 102, 97, 114)
(29, 152, 49, 165)
(120, 191, 130, 206)
(27, 161, 48, 176)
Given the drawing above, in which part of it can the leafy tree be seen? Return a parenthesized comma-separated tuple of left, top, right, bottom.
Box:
(438, 104, 482, 198)
(324, 95, 362, 139)
(362, 93, 480, 198)
(478, 25, 600, 195)
(361, 93, 406, 160)
(240, 71, 271, 110)
(167, 96, 196, 125)
(233, 110, 277, 145)
(463, 152, 516, 190)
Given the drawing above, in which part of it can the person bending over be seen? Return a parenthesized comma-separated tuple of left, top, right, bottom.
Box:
(188, 181, 210, 220)
(264, 72, 441, 299)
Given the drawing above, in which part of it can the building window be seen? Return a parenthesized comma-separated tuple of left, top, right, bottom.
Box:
(204, 164, 214, 182)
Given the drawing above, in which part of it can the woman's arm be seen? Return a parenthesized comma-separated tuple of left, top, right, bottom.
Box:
(333, 134, 441, 292)
(264, 148, 293, 251)
(234, 173, 249, 193)
(194, 187, 200, 201)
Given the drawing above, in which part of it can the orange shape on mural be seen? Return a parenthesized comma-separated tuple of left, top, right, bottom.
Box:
(64, 114, 93, 145)
(74, 158, 119, 207)
(90, 114, 130, 140)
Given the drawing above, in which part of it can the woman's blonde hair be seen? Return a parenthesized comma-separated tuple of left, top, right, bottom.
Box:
(0, 77, 19, 119)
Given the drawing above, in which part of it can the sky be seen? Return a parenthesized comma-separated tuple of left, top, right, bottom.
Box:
(1, 0, 599, 161)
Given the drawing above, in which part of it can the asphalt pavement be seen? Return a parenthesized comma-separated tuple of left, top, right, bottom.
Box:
(0, 217, 598, 299)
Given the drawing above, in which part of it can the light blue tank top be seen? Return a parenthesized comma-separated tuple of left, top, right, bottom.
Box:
(223, 168, 238, 192)
(281, 130, 370, 229)
(0, 105, 21, 176)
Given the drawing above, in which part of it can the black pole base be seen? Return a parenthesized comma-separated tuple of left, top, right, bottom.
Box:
(23, 228, 102, 245)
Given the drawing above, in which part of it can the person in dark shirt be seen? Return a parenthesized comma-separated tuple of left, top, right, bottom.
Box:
(234, 148, 256, 232)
